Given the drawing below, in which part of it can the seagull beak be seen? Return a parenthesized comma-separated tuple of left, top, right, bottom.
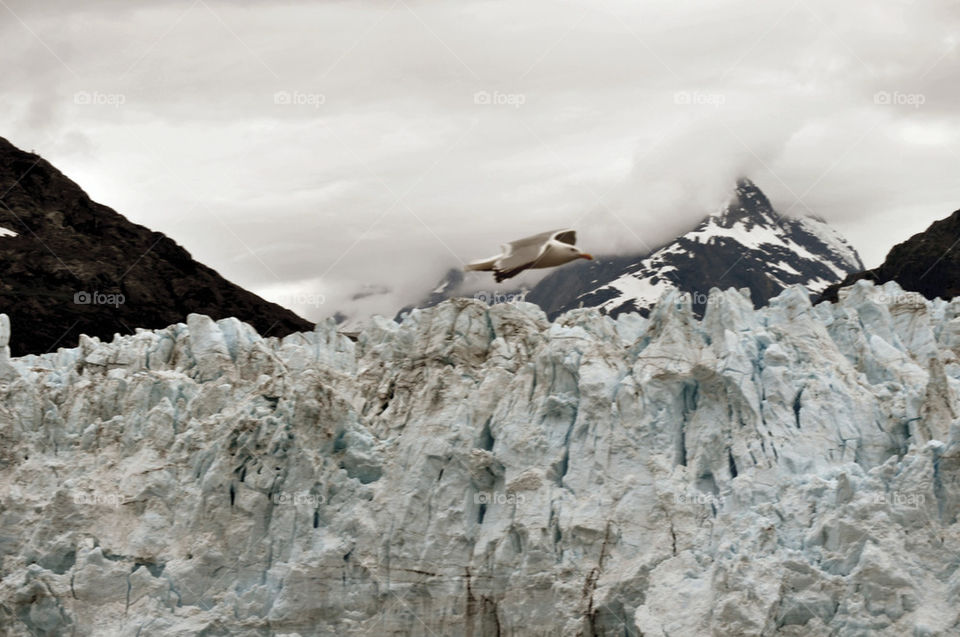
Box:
(580, 253, 594, 260)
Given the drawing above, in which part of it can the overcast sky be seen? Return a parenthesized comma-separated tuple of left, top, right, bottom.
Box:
(1, 0, 958, 321)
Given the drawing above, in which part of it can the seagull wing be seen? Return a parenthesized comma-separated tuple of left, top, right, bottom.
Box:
(551, 229, 577, 246)
(493, 247, 543, 281)
(492, 230, 564, 281)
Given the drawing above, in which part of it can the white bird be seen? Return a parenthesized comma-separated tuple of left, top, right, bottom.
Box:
(465, 229, 593, 282)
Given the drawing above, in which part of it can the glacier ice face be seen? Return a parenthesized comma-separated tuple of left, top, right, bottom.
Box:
(1, 279, 959, 636)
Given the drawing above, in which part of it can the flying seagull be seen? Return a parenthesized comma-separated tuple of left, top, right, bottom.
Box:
(465, 229, 593, 282)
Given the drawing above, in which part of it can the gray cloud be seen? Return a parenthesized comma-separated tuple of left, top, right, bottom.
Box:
(1, 0, 958, 321)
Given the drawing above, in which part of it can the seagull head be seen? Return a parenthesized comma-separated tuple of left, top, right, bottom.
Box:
(557, 243, 593, 261)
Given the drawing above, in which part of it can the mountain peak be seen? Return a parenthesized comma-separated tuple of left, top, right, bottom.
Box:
(585, 179, 864, 315)
(716, 177, 777, 229)
(734, 176, 759, 193)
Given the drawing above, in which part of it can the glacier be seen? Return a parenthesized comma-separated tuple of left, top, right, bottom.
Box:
(1, 280, 959, 636)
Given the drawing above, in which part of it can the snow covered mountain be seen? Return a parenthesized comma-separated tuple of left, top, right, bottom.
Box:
(2, 280, 959, 635)
(408, 180, 864, 320)
(526, 178, 863, 318)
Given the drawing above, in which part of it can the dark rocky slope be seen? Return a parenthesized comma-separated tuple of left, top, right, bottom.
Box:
(819, 208, 960, 303)
(0, 137, 312, 356)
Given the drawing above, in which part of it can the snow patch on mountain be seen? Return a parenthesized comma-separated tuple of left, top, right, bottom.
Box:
(796, 215, 863, 274)
(588, 180, 864, 317)
(1, 279, 958, 635)
(0, 226, 17, 238)
(596, 262, 676, 314)
(686, 212, 846, 278)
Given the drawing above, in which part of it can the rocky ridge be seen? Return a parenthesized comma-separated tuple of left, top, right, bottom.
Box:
(0, 136, 313, 356)
(819, 208, 960, 304)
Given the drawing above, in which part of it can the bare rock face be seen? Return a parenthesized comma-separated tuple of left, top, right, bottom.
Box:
(818, 208, 960, 304)
(0, 136, 313, 357)
(1, 281, 960, 636)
